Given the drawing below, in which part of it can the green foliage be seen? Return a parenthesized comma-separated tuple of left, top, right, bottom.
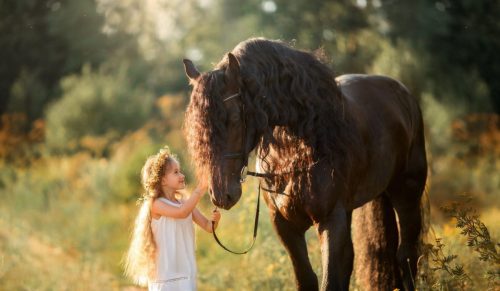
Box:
(255, 0, 368, 45)
(421, 238, 470, 290)
(108, 132, 165, 203)
(380, 0, 500, 112)
(8, 70, 48, 122)
(0, 0, 127, 121)
(369, 38, 425, 96)
(422, 93, 499, 207)
(45, 64, 154, 153)
(418, 199, 500, 290)
(443, 199, 500, 266)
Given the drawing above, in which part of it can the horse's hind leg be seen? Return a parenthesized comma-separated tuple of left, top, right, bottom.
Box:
(352, 195, 403, 290)
(387, 147, 427, 291)
(316, 200, 354, 291)
(388, 186, 423, 291)
(270, 210, 318, 291)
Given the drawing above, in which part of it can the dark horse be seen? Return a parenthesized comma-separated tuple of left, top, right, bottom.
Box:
(183, 38, 427, 291)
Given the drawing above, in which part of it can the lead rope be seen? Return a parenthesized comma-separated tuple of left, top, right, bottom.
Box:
(211, 182, 261, 254)
(210, 167, 293, 254)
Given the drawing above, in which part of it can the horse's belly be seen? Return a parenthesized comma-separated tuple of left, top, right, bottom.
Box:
(350, 166, 397, 208)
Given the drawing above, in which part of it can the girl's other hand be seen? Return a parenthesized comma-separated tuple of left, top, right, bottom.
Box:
(211, 208, 221, 222)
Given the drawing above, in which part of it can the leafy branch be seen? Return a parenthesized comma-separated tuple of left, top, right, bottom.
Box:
(441, 198, 500, 289)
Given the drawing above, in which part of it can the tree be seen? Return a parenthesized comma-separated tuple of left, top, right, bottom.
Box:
(0, 0, 125, 125)
(380, 0, 500, 113)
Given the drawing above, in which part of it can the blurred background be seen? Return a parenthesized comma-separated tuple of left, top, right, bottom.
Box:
(0, 0, 498, 290)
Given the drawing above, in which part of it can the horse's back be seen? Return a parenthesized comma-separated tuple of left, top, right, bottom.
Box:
(336, 74, 412, 103)
(336, 73, 422, 138)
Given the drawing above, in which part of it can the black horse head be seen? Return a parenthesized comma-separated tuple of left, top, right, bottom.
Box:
(183, 53, 259, 209)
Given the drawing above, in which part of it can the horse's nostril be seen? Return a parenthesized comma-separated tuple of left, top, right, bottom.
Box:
(226, 194, 232, 202)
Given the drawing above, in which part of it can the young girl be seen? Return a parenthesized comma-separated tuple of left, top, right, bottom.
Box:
(125, 146, 221, 291)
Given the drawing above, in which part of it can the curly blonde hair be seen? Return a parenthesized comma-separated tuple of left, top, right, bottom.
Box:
(124, 146, 179, 284)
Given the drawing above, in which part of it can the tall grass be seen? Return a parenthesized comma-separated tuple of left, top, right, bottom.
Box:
(1, 155, 499, 290)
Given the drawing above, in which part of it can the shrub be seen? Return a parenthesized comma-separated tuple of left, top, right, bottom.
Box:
(45, 64, 154, 153)
(418, 198, 500, 290)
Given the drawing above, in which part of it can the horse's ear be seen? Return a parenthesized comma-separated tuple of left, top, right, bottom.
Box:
(225, 53, 240, 85)
(183, 59, 200, 80)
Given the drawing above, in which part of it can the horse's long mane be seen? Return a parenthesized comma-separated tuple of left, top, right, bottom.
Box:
(185, 38, 359, 192)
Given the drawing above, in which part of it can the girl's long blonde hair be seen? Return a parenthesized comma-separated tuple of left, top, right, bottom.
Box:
(124, 146, 178, 284)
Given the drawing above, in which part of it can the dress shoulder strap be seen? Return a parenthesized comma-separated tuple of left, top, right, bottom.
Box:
(158, 197, 181, 207)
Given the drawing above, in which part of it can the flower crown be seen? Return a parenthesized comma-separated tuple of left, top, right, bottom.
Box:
(139, 146, 177, 203)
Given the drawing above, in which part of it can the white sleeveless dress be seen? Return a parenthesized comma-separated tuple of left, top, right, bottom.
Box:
(149, 197, 197, 291)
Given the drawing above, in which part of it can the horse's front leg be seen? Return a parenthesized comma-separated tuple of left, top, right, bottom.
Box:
(270, 210, 318, 291)
(316, 201, 354, 291)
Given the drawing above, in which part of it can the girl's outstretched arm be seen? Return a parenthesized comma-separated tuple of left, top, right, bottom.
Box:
(152, 185, 206, 219)
(193, 208, 221, 233)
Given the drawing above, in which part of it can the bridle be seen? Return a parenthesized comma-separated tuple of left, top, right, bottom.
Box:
(210, 92, 272, 255)
(211, 91, 310, 254)
(220, 92, 268, 182)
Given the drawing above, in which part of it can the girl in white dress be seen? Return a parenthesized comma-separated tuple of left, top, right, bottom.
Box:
(124, 146, 221, 291)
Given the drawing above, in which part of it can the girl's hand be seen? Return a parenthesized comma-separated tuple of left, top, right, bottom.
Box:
(211, 208, 221, 222)
(196, 177, 209, 195)
(193, 183, 208, 197)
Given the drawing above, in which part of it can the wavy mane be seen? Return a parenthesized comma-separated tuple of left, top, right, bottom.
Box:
(184, 38, 359, 192)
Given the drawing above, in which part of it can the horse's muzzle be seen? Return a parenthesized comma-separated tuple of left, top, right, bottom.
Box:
(210, 187, 241, 210)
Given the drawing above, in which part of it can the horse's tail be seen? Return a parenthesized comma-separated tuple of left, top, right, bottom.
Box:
(415, 141, 433, 288)
(352, 196, 401, 290)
